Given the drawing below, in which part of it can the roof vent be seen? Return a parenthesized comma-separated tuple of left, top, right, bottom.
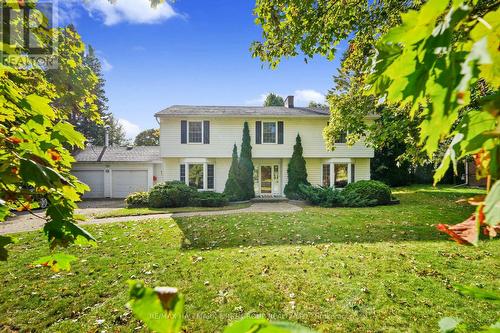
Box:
(284, 95, 294, 108)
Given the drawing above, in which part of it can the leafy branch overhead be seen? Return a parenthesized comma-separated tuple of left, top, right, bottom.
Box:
(1, 2, 99, 259)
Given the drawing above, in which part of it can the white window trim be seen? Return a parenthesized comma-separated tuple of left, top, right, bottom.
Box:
(187, 121, 204, 144)
(262, 121, 278, 144)
(182, 162, 215, 191)
(321, 162, 353, 188)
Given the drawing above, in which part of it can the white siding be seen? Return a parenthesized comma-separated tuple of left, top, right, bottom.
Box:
(214, 158, 231, 193)
(305, 158, 322, 187)
(353, 158, 371, 181)
(160, 117, 374, 159)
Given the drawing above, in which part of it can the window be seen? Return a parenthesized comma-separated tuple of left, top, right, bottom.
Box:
(207, 164, 214, 190)
(322, 164, 331, 187)
(334, 164, 348, 188)
(188, 121, 203, 143)
(180, 164, 186, 183)
(189, 164, 204, 189)
(262, 122, 277, 143)
(336, 131, 347, 144)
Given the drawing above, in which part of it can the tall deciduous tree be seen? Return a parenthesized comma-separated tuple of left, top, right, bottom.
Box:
(284, 134, 309, 199)
(263, 93, 284, 106)
(224, 144, 242, 201)
(134, 128, 160, 146)
(238, 122, 255, 200)
(252, 0, 499, 243)
(47, 25, 99, 125)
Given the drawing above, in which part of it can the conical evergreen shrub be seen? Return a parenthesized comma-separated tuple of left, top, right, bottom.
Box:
(238, 122, 255, 200)
(224, 144, 242, 201)
(284, 134, 309, 199)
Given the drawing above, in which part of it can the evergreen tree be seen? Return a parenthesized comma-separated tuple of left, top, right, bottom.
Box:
(284, 134, 309, 199)
(238, 122, 255, 199)
(224, 144, 242, 201)
(76, 45, 126, 146)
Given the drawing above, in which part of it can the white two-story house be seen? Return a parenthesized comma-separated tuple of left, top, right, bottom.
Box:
(73, 96, 375, 198)
(155, 96, 375, 197)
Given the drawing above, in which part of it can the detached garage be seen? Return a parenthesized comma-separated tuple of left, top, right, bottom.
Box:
(72, 146, 161, 199)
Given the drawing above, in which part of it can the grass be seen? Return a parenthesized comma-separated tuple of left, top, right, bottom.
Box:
(94, 203, 252, 219)
(0, 186, 498, 332)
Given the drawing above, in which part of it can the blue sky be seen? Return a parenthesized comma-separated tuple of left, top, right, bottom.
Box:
(60, 0, 345, 138)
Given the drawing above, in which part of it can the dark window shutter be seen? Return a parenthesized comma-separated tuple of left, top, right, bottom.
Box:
(203, 121, 210, 144)
(207, 164, 214, 189)
(180, 164, 186, 183)
(181, 120, 187, 144)
(277, 121, 284, 144)
(255, 121, 262, 144)
(351, 164, 355, 183)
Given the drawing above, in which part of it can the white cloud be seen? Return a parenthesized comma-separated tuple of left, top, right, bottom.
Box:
(118, 118, 141, 139)
(293, 89, 326, 105)
(84, 0, 178, 26)
(245, 89, 326, 107)
(100, 57, 113, 71)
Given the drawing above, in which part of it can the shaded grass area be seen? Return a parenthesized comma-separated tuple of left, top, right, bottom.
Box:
(0, 186, 497, 332)
(94, 203, 251, 219)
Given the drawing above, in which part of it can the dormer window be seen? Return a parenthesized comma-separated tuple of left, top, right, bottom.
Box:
(262, 122, 277, 144)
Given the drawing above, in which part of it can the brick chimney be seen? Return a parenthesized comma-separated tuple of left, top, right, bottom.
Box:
(284, 95, 294, 108)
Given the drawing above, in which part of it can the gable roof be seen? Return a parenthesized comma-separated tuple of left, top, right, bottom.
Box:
(155, 105, 330, 117)
(74, 146, 160, 163)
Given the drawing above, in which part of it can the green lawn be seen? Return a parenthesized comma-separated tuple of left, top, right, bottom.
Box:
(0, 186, 498, 332)
(94, 203, 251, 219)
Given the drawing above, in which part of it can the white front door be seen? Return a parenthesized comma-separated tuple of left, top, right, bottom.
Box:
(259, 164, 280, 196)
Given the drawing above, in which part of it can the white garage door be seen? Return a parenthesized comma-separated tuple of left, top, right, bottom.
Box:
(112, 170, 148, 198)
(73, 170, 105, 198)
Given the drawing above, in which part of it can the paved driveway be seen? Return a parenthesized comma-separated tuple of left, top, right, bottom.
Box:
(0, 200, 124, 235)
(0, 202, 302, 235)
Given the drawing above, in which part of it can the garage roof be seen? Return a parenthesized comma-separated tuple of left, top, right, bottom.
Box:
(74, 146, 160, 162)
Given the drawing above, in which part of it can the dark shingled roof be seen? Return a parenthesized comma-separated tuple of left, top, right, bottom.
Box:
(74, 146, 160, 162)
(155, 105, 330, 117)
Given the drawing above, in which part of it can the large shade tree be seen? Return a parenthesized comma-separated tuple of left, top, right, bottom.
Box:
(263, 93, 284, 106)
(252, 0, 499, 244)
(134, 128, 160, 146)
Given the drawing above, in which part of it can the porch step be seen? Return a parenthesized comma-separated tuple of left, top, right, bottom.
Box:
(251, 196, 289, 203)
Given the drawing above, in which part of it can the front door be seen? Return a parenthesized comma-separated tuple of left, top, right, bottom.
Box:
(260, 166, 272, 194)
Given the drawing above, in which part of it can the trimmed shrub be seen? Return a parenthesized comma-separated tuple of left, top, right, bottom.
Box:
(191, 191, 228, 207)
(148, 181, 196, 208)
(342, 180, 392, 206)
(284, 134, 309, 199)
(299, 184, 343, 207)
(299, 180, 392, 207)
(125, 192, 149, 208)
